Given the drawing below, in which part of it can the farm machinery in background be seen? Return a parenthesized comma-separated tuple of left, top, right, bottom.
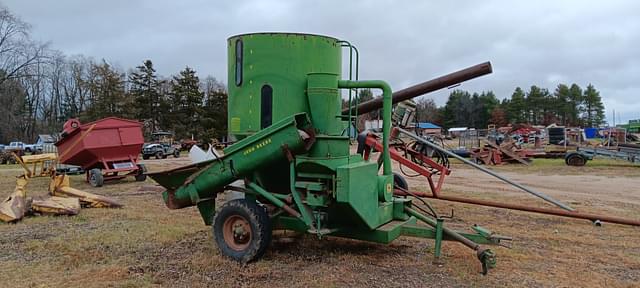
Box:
(565, 143, 640, 167)
(56, 117, 148, 187)
(1, 116, 149, 222)
(146, 33, 639, 275)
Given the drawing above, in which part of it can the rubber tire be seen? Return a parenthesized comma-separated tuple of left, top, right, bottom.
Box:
(155, 151, 163, 159)
(135, 164, 147, 182)
(393, 172, 409, 190)
(142, 154, 149, 160)
(89, 168, 104, 187)
(173, 150, 180, 158)
(24, 148, 31, 153)
(213, 199, 272, 263)
(135, 173, 147, 182)
(565, 153, 587, 167)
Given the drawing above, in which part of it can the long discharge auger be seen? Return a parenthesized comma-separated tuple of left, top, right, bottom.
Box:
(342, 61, 493, 116)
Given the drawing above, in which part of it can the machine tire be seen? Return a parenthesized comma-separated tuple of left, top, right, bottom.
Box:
(213, 199, 272, 263)
(155, 151, 163, 159)
(565, 153, 587, 167)
(393, 172, 409, 191)
(142, 154, 150, 160)
(135, 173, 147, 181)
(135, 164, 147, 182)
(173, 150, 180, 158)
(89, 168, 104, 187)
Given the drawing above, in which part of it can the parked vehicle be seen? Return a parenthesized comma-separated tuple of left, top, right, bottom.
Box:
(8, 141, 42, 154)
(142, 131, 181, 159)
(142, 143, 180, 159)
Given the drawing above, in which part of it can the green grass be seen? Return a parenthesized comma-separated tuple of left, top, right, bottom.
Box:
(2, 159, 640, 287)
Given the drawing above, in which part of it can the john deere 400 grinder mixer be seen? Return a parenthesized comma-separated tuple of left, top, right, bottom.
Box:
(148, 33, 507, 274)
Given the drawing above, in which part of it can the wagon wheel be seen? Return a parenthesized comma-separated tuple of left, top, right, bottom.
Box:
(393, 172, 408, 190)
(88, 168, 104, 187)
(135, 164, 147, 182)
(565, 153, 587, 167)
(155, 151, 163, 159)
(213, 199, 271, 263)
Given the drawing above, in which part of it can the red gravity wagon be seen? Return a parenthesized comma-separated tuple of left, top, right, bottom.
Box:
(55, 117, 147, 187)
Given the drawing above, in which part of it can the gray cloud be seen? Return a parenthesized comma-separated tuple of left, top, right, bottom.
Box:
(5, 0, 639, 123)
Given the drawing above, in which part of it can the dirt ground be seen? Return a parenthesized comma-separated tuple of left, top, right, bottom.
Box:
(1, 155, 639, 287)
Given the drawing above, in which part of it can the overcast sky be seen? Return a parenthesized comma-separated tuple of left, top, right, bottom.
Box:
(4, 0, 639, 124)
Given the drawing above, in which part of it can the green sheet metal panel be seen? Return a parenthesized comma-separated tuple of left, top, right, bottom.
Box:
(147, 113, 311, 211)
(227, 33, 341, 139)
(335, 161, 381, 229)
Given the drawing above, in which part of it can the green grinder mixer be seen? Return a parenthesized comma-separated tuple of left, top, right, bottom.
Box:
(147, 33, 505, 274)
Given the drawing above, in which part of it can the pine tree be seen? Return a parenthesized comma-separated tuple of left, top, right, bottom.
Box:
(129, 60, 163, 133)
(568, 84, 583, 126)
(169, 67, 204, 139)
(541, 89, 557, 125)
(507, 87, 526, 124)
(553, 84, 571, 125)
(526, 85, 547, 124)
(478, 91, 499, 128)
(442, 90, 472, 128)
(582, 84, 605, 127)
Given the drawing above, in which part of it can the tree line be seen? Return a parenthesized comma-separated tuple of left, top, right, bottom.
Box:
(413, 83, 606, 129)
(0, 6, 228, 143)
(0, 5, 608, 143)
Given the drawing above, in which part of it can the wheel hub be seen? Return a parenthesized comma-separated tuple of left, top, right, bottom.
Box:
(223, 215, 252, 251)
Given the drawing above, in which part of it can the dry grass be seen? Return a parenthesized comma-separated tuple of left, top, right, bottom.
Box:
(0, 156, 639, 287)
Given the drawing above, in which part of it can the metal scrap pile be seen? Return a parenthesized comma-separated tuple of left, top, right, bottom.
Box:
(471, 138, 531, 165)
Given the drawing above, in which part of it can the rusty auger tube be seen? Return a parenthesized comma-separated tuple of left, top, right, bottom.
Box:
(398, 190, 640, 227)
(342, 61, 493, 116)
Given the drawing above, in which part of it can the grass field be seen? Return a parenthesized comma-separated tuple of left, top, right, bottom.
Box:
(1, 156, 639, 287)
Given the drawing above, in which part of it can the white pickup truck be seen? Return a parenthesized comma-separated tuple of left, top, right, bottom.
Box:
(7, 141, 42, 153)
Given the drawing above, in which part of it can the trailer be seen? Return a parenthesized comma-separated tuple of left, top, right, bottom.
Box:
(55, 117, 147, 187)
(565, 144, 640, 166)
